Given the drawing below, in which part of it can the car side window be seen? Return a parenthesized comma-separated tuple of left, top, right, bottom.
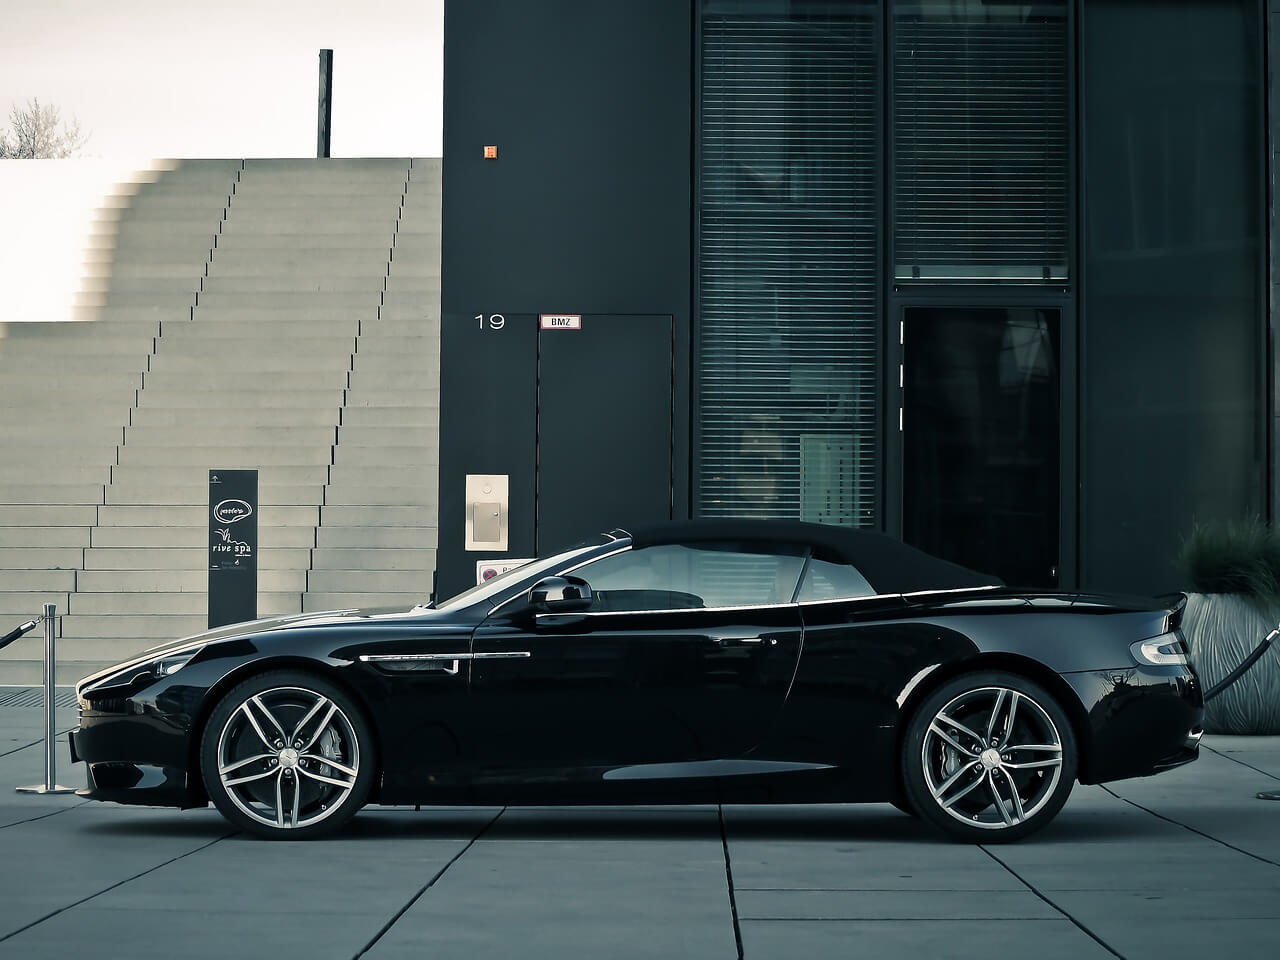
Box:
(571, 542, 807, 611)
(796, 556, 876, 602)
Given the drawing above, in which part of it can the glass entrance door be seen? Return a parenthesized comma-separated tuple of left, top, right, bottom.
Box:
(903, 307, 1060, 588)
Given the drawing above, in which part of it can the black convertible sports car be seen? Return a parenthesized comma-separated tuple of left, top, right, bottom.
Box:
(70, 520, 1203, 841)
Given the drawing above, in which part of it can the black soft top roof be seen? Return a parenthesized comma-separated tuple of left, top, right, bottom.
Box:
(627, 519, 1002, 595)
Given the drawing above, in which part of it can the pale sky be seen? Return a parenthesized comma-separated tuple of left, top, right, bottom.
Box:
(0, 0, 444, 158)
(0, 0, 443, 324)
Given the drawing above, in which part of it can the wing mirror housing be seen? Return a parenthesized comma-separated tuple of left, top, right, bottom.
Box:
(529, 575, 593, 613)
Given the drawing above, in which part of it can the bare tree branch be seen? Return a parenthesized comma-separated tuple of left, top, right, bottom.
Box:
(0, 98, 89, 158)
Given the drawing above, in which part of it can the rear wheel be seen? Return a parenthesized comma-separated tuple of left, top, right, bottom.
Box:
(902, 671, 1077, 842)
(200, 670, 374, 839)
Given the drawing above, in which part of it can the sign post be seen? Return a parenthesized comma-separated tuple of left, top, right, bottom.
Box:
(208, 470, 258, 629)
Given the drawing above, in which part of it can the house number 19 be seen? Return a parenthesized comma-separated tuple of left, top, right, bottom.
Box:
(475, 314, 506, 331)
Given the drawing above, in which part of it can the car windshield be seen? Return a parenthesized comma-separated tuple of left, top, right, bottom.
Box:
(430, 540, 613, 611)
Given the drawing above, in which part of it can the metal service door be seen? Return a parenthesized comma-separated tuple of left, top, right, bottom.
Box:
(536, 314, 673, 553)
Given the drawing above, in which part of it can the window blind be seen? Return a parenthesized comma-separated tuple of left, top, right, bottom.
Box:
(698, 3, 880, 528)
(893, 0, 1069, 281)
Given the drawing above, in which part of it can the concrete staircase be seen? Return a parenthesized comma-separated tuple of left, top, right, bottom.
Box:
(0, 159, 441, 683)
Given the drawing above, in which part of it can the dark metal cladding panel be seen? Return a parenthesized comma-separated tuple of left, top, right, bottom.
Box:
(439, 0, 693, 597)
(537, 315, 673, 554)
(436, 312, 538, 598)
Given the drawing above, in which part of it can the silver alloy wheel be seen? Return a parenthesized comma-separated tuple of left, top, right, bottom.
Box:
(921, 685, 1064, 831)
(215, 685, 361, 831)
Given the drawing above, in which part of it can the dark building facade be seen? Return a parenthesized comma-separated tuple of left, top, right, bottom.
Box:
(436, 0, 1272, 600)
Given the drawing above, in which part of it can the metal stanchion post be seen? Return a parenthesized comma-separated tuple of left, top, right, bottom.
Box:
(16, 603, 76, 795)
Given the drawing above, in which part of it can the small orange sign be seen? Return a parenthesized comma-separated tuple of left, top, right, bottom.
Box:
(483, 145, 498, 159)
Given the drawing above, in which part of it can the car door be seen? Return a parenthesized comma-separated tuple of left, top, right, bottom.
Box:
(466, 541, 806, 781)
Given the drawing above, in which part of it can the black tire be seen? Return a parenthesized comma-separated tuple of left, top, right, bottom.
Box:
(901, 670, 1077, 843)
(200, 669, 375, 840)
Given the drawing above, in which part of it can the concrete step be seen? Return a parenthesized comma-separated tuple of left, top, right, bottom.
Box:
(0, 590, 72, 610)
(346, 373, 439, 397)
(331, 446, 437, 467)
(208, 250, 390, 269)
(90, 525, 315, 549)
(196, 275, 387, 294)
(0, 319, 160, 339)
(0, 658, 107, 685)
(105, 483, 325, 507)
(136, 390, 343, 409)
(124, 425, 337, 447)
(154, 334, 356, 356)
(189, 304, 370, 323)
(70, 591, 301, 616)
(0, 506, 98, 527)
(148, 352, 351, 372)
(0, 569, 76, 591)
(323, 484, 436, 506)
(315, 526, 434, 549)
(361, 315, 440, 335)
(0, 468, 111, 488)
(0, 335, 153, 356)
(78, 276, 199, 295)
(219, 219, 395, 237)
(196, 291, 380, 309)
(97, 504, 318, 526)
(0, 528, 90, 548)
(337, 425, 437, 447)
(109, 465, 330, 487)
(352, 353, 440, 374)
(152, 319, 360, 339)
(78, 568, 306, 593)
(130, 406, 340, 428)
(140, 371, 346, 393)
(0, 423, 123, 442)
(306, 570, 430, 594)
(0, 485, 106, 505)
(383, 290, 440, 307)
(82, 291, 197, 309)
(0, 547, 83, 569)
(321, 505, 435, 527)
(327, 465, 435, 486)
(0, 354, 147, 373)
(379, 304, 441, 323)
(341, 405, 438, 427)
(63, 614, 208, 639)
(116, 445, 332, 467)
(310, 548, 436, 571)
(82, 546, 311, 571)
(355, 335, 438, 356)
(302, 592, 422, 613)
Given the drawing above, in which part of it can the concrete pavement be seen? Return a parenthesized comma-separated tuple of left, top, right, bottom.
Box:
(0, 694, 1277, 959)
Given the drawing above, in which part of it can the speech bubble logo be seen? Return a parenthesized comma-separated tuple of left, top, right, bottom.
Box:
(213, 499, 253, 525)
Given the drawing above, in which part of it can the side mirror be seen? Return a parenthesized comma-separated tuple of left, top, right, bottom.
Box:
(529, 575, 593, 613)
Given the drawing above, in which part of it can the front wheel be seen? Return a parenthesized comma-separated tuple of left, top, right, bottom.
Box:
(901, 671, 1077, 842)
(200, 670, 375, 839)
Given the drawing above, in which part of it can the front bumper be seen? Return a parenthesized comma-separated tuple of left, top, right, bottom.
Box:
(69, 701, 203, 808)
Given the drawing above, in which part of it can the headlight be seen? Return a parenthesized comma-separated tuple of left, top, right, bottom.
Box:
(1130, 633, 1189, 666)
(152, 652, 197, 677)
(80, 645, 205, 695)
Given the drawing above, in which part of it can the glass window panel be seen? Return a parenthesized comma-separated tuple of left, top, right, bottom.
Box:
(796, 557, 876, 601)
(573, 543, 806, 609)
(697, 0, 880, 528)
(892, 0, 1069, 281)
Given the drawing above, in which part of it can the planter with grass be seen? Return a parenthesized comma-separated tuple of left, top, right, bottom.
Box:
(1180, 520, 1280, 734)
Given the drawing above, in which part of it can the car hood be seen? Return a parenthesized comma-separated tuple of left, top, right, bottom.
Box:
(76, 605, 432, 693)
